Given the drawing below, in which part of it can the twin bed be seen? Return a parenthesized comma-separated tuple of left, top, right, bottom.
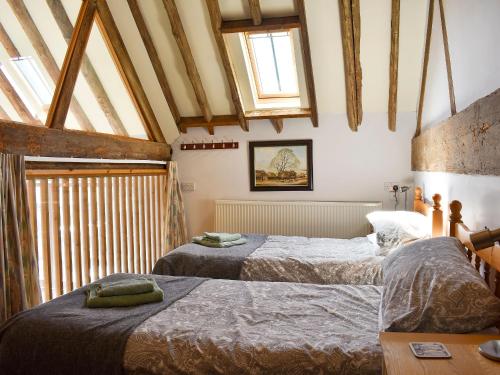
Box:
(153, 188, 443, 285)
(1, 190, 499, 375)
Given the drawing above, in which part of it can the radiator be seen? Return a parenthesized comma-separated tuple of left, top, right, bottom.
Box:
(215, 200, 382, 239)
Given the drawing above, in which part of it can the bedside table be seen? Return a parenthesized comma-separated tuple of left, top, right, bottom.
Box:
(380, 332, 500, 375)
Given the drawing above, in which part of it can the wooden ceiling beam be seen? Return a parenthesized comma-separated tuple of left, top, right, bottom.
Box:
(46, 0, 128, 136)
(248, 0, 262, 26)
(415, 0, 434, 137)
(6, 0, 95, 131)
(338, 0, 362, 131)
(271, 119, 283, 134)
(245, 108, 311, 119)
(0, 69, 41, 124)
(388, 0, 400, 132)
(221, 16, 301, 33)
(162, 0, 212, 123)
(0, 119, 171, 160)
(127, 0, 181, 126)
(0, 23, 20, 57)
(296, 0, 318, 127)
(46, 0, 96, 130)
(0, 103, 9, 120)
(206, 0, 249, 132)
(438, 0, 456, 116)
(96, 0, 165, 142)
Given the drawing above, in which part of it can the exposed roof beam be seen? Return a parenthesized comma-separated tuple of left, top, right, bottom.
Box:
(46, 0, 128, 136)
(296, 0, 318, 127)
(248, 0, 262, 26)
(95, 0, 165, 142)
(0, 119, 171, 160)
(206, 0, 249, 132)
(221, 16, 302, 33)
(271, 119, 283, 134)
(179, 115, 239, 134)
(162, 0, 212, 123)
(0, 103, 9, 120)
(0, 69, 41, 124)
(46, 0, 96, 130)
(338, 0, 362, 131)
(438, 0, 456, 116)
(6, 0, 95, 131)
(245, 108, 311, 119)
(127, 0, 181, 126)
(388, 0, 400, 131)
(415, 0, 434, 137)
(0, 23, 20, 56)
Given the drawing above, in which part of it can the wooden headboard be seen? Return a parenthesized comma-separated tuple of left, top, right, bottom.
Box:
(449, 200, 500, 298)
(413, 186, 444, 237)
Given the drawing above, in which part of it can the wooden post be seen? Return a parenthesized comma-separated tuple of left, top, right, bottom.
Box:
(415, 0, 434, 137)
(96, 0, 166, 142)
(46, 0, 128, 136)
(46, 0, 96, 130)
(388, 0, 400, 131)
(127, 0, 181, 126)
(431, 193, 443, 237)
(6, 0, 95, 131)
(162, 0, 212, 123)
(413, 186, 423, 211)
(205, 0, 249, 132)
(449, 200, 463, 238)
(248, 0, 262, 26)
(437, 0, 456, 115)
(296, 0, 319, 127)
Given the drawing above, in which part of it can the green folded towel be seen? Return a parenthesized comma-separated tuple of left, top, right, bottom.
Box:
(204, 232, 242, 242)
(86, 279, 164, 308)
(96, 278, 155, 297)
(193, 236, 247, 248)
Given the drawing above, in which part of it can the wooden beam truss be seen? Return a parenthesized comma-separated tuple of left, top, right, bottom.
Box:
(248, 0, 262, 26)
(46, 0, 128, 136)
(438, 0, 456, 116)
(0, 69, 41, 124)
(221, 16, 301, 33)
(127, 0, 181, 126)
(388, 0, 400, 131)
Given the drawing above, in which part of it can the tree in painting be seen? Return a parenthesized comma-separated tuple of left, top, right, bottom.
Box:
(269, 148, 300, 179)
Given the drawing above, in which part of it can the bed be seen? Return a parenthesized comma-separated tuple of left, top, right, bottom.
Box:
(153, 187, 444, 285)
(1, 200, 499, 375)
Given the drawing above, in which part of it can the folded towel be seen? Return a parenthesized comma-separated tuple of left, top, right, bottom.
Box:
(96, 278, 155, 297)
(86, 279, 164, 308)
(204, 232, 242, 242)
(193, 236, 247, 248)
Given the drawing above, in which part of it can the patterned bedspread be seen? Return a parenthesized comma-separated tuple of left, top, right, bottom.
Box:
(239, 235, 383, 285)
(124, 280, 383, 375)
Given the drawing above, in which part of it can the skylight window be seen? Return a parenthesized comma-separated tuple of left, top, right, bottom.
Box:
(245, 31, 299, 100)
(10, 57, 52, 105)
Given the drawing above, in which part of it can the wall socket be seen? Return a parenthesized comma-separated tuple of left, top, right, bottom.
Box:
(181, 182, 195, 192)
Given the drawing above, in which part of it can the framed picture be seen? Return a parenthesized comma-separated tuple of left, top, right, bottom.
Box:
(249, 139, 313, 191)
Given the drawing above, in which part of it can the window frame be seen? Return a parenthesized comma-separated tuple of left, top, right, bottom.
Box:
(244, 30, 300, 100)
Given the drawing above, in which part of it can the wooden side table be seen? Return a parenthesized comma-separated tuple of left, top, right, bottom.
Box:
(380, 332, 500, 375)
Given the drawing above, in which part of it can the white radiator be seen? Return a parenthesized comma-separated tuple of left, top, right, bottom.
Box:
(215, 200, 382, 239)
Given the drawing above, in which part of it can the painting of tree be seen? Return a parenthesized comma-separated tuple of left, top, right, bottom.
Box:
(249, 140, 313, 191)
(269, 148, 300, 175)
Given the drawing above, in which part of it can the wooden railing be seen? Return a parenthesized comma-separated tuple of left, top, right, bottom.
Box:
(26, 169, 167, 302)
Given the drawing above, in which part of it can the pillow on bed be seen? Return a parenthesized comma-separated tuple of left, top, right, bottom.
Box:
(366, 211, 430, 254)
(381, 236, 500, 333)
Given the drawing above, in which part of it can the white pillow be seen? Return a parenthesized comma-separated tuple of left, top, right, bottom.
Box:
(366, 211, 431, 254)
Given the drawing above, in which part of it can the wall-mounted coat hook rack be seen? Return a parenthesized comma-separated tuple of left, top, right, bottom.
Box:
(180, 141, 239, 151)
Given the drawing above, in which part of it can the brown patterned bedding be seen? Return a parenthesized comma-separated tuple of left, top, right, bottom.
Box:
(124, 279, 383, 375)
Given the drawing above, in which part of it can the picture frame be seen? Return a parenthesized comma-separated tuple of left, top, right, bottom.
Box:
(249, 139, 313, 191)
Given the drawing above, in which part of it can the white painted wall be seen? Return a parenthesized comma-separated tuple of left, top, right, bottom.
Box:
(174, 112, 415, 237)
(415, 0, 500, 230)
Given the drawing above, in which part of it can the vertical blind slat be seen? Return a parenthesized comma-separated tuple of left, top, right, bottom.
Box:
(133, 176, 140, 273)
(61, 178, 72, 293)
(50, 179, 63, 297)
(89, 178, 99, 282)
(126, 176, 134, 273)
(105, 177, 114, 275)
(80, 178, 91, 285)
(71, 178, 82, 288)
(40, 180, 52, 301)
(119, 177, 127, 273)
(98, 178, 106, 278)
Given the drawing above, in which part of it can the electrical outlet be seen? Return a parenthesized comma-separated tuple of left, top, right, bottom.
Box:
(181, 182, 195, 192)
(384, 182, 400, 192)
